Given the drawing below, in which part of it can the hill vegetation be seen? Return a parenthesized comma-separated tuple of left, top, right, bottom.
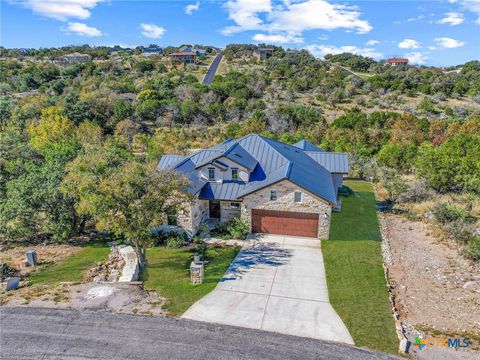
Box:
(1, 44, 479, 259)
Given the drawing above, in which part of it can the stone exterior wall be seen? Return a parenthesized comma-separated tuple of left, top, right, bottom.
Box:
(220, 201, 241, 223)
(241, 180, 332, 239)
(177, 199, 209, 235)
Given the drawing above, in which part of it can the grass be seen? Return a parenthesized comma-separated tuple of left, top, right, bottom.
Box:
(142, 246, 239, 316)
(322, 180, 399, 354)
(29, 243, 109, 284)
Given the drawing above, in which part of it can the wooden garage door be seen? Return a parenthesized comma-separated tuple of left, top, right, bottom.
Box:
(252, 209, 319, 238)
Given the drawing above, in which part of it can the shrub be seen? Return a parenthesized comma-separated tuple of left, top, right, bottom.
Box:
(443, 220, 475, 242)
(166, 235, 186, 248)
(227, 218, 249, 240)
(212, 218, 249, 240)
(193, 237, 207, 260)
(397, 179, 435, 203)
(152, 227, 188, 247)
(466, 237, 480, 261)
(432, 203, 467, 224)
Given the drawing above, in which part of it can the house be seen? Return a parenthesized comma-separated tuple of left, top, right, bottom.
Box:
(179, 46, 206, 56)
(257, 48, 273, 60)
(158, 134, 349, 239)
(169, 52, 196, 64)
(386, 58, 408, 66)
(61, 53, 92, 63)
(142, 47, 163, 56)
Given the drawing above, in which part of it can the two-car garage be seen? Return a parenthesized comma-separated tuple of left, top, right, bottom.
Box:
(251, 209, 319, 238)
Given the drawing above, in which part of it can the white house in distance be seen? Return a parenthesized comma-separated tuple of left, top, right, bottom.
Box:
(158, 134, 349, 239)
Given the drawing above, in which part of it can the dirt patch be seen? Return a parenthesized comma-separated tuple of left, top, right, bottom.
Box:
(0, 244, 82, 276)
(381, 214, 480, 335)
(1, 282, 164, 316)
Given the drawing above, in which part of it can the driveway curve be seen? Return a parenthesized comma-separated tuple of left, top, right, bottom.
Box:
(182, 234, 354, 344)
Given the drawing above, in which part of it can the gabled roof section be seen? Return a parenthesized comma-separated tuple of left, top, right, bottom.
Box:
(194, 143, 258, 171)
(305, 152, 349, 174)
(157, 155, 185, 170)
(292, 139, 324, 152)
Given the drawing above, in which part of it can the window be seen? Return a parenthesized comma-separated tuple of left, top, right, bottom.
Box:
(230, 202, 240, 209)
(231, 168, 238, 180)
(208, 167, 215, 181)
(294, 191, 302, 203)
(270, 190, 277, 201)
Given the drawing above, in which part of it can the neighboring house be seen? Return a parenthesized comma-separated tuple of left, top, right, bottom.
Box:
(169, 52, 196, 64)
(386, 58, 408, 66)
(257, 48, 273, 60)
(142, 48, 163, 56)
(158, 134, 349, 239)
(179, 46, 206, 56)
(61, 53, 92, 63)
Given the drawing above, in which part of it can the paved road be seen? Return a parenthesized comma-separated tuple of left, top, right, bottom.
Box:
(202, 53, 223, 85)
(1, 307, 400, 360)
(183, 234, 353, 344)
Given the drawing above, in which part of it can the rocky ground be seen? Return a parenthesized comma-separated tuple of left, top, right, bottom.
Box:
(380, 214, 480, 359)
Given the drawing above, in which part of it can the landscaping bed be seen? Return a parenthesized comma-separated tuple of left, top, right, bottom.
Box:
(323, 180, 399, 354)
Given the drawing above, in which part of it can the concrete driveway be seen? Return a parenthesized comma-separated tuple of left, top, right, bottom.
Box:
(182, 234, 354, 344)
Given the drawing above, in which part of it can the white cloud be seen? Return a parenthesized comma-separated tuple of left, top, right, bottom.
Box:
(185, 1, 200, 15)
(318, 34, 329, 40)
(140, 23, 166, 39)
(252, 32, 303, 44)
(435, 37, 466, 48)
(222, 0, 271, 35)
(398, 38, 421, 49)
(222, 0, 372, 36)
(405, 52, 428, 65)
(15, 0, 103, 21)
(437, 12, 464, 26)
(449, 0, 480, 24)
(428, 46, 437, 50)
(62, 22, 102, 37)
(395, 15, 425, 24)
(366, 40, 379, 46)
(305, 44, 383, 59)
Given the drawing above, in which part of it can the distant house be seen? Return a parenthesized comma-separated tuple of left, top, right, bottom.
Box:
(386, 58, 408, 66)
(142, 48, 163, 56)
(179, 46, 206, 57)
(61, 53, 92, 63)
(169, 52, 196, 64)
(257, 48, 273, 60)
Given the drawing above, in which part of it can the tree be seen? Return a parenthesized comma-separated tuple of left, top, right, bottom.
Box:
(63, 158, 191, 267)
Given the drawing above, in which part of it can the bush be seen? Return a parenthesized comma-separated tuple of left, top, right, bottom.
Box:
(443, 220, 475, 242)
(227, 218, 249, 240)
(193, 237, 207, 260)
(432, 203, 467, 224)
(152, 227, 188, 247)
(397, 179, 435, 203)
(212, 218, 249, 240)
(466, 237, 480, 260)
(166, 235, 187, 248)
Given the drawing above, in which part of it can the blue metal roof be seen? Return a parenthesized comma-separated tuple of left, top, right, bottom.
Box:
(305, 151, 349, 174)
(157, 134, 348, 205)
(292, 139, 324, 152)
(157, 155, 185, 170)
(200, 181, 247, 200)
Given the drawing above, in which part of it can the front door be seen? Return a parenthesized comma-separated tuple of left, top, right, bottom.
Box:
(209, 201, 220, 219)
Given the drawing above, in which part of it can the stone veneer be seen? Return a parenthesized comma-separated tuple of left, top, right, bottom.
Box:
(220, 201, 241, 223)
(177, 199, 209, 235)
(240, 180, 332, 239)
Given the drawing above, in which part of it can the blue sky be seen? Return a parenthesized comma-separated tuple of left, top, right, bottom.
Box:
(1, 0, 479, 66)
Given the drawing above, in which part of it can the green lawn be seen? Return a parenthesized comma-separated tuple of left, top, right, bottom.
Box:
(29, 243, 109, 284)
(323, 180, 398, 354)
(142, 246, 239, 316)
